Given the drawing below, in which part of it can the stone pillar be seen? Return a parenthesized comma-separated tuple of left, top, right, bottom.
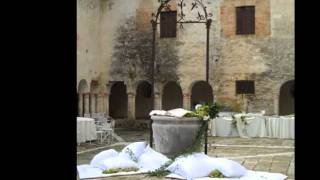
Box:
(90, 93, 96, 116)
(274, 93, 280, 115)
(104, 92, 109, 116)
(78, 93, 83, 117)
(84, 93, 90, 117)
(94, 94, 98, 113)
(154, 92, 161, 110)
(127, 92, 135, 120)
(97, 93, 103, 114)
(183, 93, 191, 110)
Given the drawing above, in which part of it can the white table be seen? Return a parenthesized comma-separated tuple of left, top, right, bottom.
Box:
(266, 116, 294, 139)
(245, 115, 267, 138)
(77, 117, 97, 144)
(210, 113, 267, 138)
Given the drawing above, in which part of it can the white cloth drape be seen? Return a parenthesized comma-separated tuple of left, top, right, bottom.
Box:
(77, 117, 97, 143)
(266, 116, 294, 139)
(209, 113, 292, 139)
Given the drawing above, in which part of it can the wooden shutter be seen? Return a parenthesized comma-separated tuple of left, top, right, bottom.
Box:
(246, 6, 255, 34)
(160, 11, 177, 38)
(236, 6, 255, 35)
(236, 7, 243, 34)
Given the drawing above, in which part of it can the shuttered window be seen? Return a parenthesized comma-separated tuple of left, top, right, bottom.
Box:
(236, 80, 255, 94)
(160, 11, 177, 38)
(236, 6, 255, 35)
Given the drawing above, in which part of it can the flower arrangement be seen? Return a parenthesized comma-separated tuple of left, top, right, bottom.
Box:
(184, 102, 220, 120)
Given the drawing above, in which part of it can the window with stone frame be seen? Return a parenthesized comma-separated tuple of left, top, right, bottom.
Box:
(236, 6, 255, 35)
(160, 11, 177, 38)
(236, 80, 255, 94)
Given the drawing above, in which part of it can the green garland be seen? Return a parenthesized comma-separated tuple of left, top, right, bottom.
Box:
(148, 103, 220, 177)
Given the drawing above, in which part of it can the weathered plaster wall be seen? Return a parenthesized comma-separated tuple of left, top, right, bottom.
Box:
(77, 0, 102, 88)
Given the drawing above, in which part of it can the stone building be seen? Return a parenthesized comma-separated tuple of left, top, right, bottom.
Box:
(77, 0, 294, 127)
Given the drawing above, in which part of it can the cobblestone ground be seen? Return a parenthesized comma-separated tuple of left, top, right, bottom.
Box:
(77, 128, 294, 180)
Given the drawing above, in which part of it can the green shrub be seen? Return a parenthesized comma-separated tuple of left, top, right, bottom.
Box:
(102, 167, 139, 174)
(208, 169, 225, 178)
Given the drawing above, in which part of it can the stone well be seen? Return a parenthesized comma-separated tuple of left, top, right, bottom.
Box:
(151, 115, 202, 156)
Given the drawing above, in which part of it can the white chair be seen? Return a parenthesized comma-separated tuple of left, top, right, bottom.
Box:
(96, 117, 114, 144)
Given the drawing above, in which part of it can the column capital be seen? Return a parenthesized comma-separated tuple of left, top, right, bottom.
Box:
(127, 92, 135, 97)
(183, 93, 190, 98)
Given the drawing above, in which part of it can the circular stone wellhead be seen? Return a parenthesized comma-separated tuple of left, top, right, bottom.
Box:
(151, 115, 202, 156)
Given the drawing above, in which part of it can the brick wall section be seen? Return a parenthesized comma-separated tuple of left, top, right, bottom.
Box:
(221, 0, 270, 37)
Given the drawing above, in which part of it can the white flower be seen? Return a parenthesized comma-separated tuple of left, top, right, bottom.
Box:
(195, 104, 202, 110)
(203, 116, 210, 121)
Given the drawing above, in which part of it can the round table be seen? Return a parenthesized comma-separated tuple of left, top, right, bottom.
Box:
(77, 117, 97, 144)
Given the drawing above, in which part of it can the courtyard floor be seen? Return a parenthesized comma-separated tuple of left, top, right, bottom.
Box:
(77, 128, 294, 180)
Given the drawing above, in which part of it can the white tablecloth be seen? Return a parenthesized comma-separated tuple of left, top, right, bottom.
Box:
(210, 116, 267, 138)
(77, 117, 97, 143)
(266, 116, 294, 139)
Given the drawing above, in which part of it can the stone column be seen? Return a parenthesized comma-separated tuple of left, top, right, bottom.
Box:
(78, 93, 83, 117)
(274, 93, 280, 115)
(84, 93, 90, 117)
(154, 92, 161, 110)
(103, 92, 109, 116)
(127, 92, 135, 120)
(90, 93, 96, 116)
(183, 93, 191, 110)
(97, 93, 103, 114)
(94, 94, 98, 113)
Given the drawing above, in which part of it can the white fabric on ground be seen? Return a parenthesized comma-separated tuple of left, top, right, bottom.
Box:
(121, 141, 147, 160)
(99, 154, 139, 171)
(78, 142, 288, 180)
(77, 164, 147, 179)
(138, 145, 170, 172)
(167, 170, 287, 180)
(77, 165, 103, 179)
(90, 149, 118, 170)
(210, 158, 247, 178)
(166, 153, 247, 180)
(166, 153, 220, 180)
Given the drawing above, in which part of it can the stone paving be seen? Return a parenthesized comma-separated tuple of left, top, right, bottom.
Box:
(77, 128, 294, 180)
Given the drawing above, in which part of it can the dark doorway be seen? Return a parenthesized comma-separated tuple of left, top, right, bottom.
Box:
(279, 80, 294, 115)
(109, 82, 128, 118)
(135, 81, 154, 119)
(162, 81, 183, 110)
(191, 81, 213, 110)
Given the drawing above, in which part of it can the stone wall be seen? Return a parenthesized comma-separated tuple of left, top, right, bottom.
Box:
(211, 0, 294, 114)
(77, 0, 294, 122)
